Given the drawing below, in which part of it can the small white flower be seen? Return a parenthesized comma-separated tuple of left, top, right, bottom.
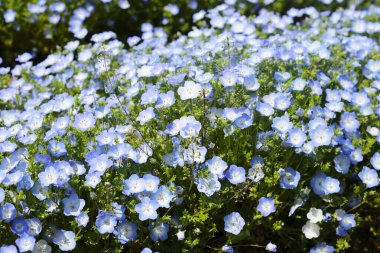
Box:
(306, 208, 324, 223)
(302, 221, 320, 239)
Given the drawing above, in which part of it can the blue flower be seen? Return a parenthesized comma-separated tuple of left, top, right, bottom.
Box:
(114, 219, 137, 244)
(52, 229, 76, 251)
(15, 234, 35, 252)
(309, 243, 334, 253)
(257, 197, 276, 217)
(272, 115, 293, 134)
(48, 140, 67, 157)
(136, 107, 155, 125)
(76, 212, 89, 227)
(287, 128, 307, 148)
(196, 175, 221, 197)
(309, 126, 334, 147)
(156, 91, 175, 109)
(135, 197, 159, 221)
(206, 156, 228, 178)
(219, 70, 238, 87)
(233, 114, 253, 129)
(279, 167, 300, 189)
(256, 102, 274, 117)
(150, 223, 169, 241)
(0, 203, 17, 222)
(177, 81, 202, 100)
(224, 212, 245, 235)
(322, 176, 340, 195)
(334, 154, 351, 174)
(266, 242, 277, 252)
(339, 213, 356, 231)
(96, 211, 117, 234)
(0, 188, 4, 203)
(11, 217, 29, 236)
(371, 152, 380, 170)
(143, 174, 160, 193)
(340, 112, 360, 133)
(62, 194, 85, 216)
(73, 112, 96, 131)
(358, 166, 379, 188)
(0, 245, 17, 253)
(123, 174, 145, 195)
(225, 165, 246, 185)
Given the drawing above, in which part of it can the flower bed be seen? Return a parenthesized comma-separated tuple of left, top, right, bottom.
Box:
(0, 3, 380, 253)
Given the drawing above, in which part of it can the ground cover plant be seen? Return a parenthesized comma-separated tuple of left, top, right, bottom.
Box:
(0, 2, 380, 253)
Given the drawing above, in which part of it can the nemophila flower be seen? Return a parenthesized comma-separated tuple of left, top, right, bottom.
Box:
(0, 203, 17, 222)
(307, 208, 324, 223)
(309, 126, 334, 147)
(0, 188, 4, 203)
(243, 75, 260, 91)
(302, 221, 320, 239)
(219, 70, 238, 87)
(123, 174, 145, 195)
(291, 78, 306, 91)
(15, 234, 35, 252)
(272, 115, 293, 134)
(11, 217, 28, 236)
(32, 239, 52, 253)
(150, 223, 169, 241)
(266, 242, 277, 252)
(340, 112, 360, 133)
(96, 211, 117, 234)
(88, 154, 113, 174)
(256, 102, 274, 117)
(196, 175, 221, 197)
(47, 140, 66, 157)
(76, 212, 89, 227)
(274, 94, 291, 111)
(339, 213, 356, 231)
(137, 107, 155, 125)
(177, 81, 202, 100)
(114, 220, 137, 244)
(141, 248, 153, 253)
(224, 212, 245, 235)
(38, 166, 58, 188)
(257, 197, 276, 217)
(4, 9, 16, 23)
(349, 148, 363, 165)
(0, 141, 17, 153)
(206, 156, 228, 178)
(180, 122, 202, 138)
(310, 243, 334, 253)
(371, 152, 380, 170)
(62, 194, 85, 216)
(358, 166, 379, 188)
(322, 176, 340, 195)
(334, 154, 351, 174)
(225, 165, 246, 184)
(84, 172, 102, 188)
(0, 245, 17, 253)
(156, 91, 175, 109)
(233, 114, 253, 129)
(73, 112, 96, 131)
(183, 143, 207, 164)
(96, 130, 116, 146)
(287, 128, 307, 148)
(24, 218, 41, 237)
(143, 174, 160, 193)
(279, 167, 300, 189)
(52, 230, 76, 251)
(152, 185, 174, 208)
(248, 167, 265, 182)
(135, 197, 159, 221)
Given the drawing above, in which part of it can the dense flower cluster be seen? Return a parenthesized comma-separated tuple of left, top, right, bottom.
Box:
(0, 2, 379, 252)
